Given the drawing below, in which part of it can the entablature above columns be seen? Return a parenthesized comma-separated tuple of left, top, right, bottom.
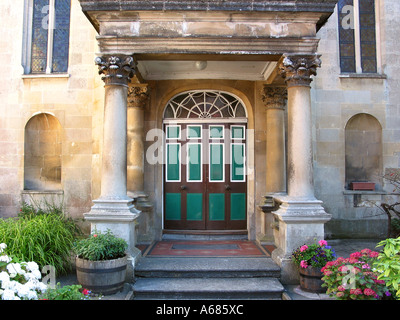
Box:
(96, 36, 321, 57)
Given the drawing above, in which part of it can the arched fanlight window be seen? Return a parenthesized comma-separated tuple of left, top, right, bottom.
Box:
(164, 90, 247, 119)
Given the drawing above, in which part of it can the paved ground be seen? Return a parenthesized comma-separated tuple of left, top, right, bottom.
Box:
(57, 238, 384, 301)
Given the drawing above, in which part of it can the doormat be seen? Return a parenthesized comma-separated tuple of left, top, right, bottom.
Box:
(144, 240, 270, 257)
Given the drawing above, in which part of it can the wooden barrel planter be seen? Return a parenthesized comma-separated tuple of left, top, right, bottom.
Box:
(76, 255, 127, 295)
(299, 267, 326, 293)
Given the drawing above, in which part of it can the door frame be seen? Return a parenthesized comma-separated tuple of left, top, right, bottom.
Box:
(162, 118, 248, 232)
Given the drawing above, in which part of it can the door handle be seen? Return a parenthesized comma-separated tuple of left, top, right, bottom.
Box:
(225, 185, 231, 191)
(181, 185, 187, 190)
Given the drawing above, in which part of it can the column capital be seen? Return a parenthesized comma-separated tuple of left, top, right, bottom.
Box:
(261, 86, 287, 110)
(128, 85, 150, 109)
(278, 54, 321, 87)
(95, 55, 136, 86)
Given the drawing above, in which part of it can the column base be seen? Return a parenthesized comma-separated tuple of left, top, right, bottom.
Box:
(271, 195, 331, 284)
(84, 196, 142, 274)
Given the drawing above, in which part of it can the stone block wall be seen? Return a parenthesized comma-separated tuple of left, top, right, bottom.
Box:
(312, 0, 400, 238)
(0, 0, 101, 221)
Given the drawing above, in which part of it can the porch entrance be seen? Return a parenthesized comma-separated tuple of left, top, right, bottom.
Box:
(163, 91, 248, 231)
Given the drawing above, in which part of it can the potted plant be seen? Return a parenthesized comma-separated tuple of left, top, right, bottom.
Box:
(73, 229, 128, 295)
(321, 248, 392, 300)
(291, 240, 336, 293)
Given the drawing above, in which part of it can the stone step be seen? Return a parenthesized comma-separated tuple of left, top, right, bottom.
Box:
(135, 257, 281, 278)
(133, 277, 284, 300)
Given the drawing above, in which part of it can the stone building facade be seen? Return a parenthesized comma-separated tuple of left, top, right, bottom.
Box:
(0, 0, 399, 278)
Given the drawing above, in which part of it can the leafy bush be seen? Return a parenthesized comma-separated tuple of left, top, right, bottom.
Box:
(374, 237, 400, 299)
(73, 230, 128, 261)
(0, 202, 80, 275)
(321, 248, 391, 300)
(39, 283, 92, 300)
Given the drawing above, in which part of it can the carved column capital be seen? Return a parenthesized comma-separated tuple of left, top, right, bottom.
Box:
(261, 86, 287, 110)
(128, 85, 150, 109)
(279, 54, 321, 87)
(95, 55, 136, 86)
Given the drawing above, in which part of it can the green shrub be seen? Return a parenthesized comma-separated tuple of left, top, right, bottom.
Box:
(374, 237, 400, 299)
(73, 230, 128, 261)
(39, 283, 92, 300)
(0, 202, 80, 275)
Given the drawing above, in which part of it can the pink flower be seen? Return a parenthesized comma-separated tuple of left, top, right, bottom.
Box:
(374, 279, 385, 285)
(369, 251, 379, 258)
(336, 292, 345, 298)
(338, 285, 346, 292)
(350, 288, 363, 295)
(300, 245, 308, 252)
(93, 234, 98, 238)
(300, 260, 308, 268)
(361, 248, 371, 255)
(363, 288, 376, 296)
(318, 240, 328, 246)
(338, 265, 348, 272)
(350, 252, 362, 259)
(323, 269, 333, 276)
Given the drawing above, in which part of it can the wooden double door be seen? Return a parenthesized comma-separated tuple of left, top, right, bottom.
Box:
(164, 122, 247, 231)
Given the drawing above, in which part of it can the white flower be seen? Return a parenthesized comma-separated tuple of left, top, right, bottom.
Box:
(16, 283, 30, 299)
(37, 282, 47, 292)
(0, 271, 10, 288)
(0, 243, 6, 254)
(0, 255, 12, 263)
(2, 289, 17, 300)
(27, 290, 38, 300)
(31, 269, 42, 280)
(7, 263, 25, 276)
(26, 261, 39, 272)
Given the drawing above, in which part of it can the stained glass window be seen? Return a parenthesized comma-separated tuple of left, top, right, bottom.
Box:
(31, 0, 49, 73)
(337, 0, 377, 74)
(30, 0, 71, 74)
(359, 0, 377, 73)
(52, 0, 71, 73)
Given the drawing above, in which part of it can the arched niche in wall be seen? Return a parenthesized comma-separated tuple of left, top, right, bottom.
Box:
(24, 113, 62, 191)
(345, 113, 383, 189)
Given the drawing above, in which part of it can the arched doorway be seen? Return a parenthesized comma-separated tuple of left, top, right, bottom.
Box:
(163, 90, 248, 231)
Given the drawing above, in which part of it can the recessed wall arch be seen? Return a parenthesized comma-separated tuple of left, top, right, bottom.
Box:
(24, 112, 63, 191)
(345, 113, 383, 188)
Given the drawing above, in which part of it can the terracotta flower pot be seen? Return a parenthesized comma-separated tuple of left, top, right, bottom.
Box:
(75, 255, 127, 295)
(299, 266, 326, 293)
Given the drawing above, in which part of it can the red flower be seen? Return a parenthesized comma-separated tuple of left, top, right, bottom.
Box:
(93, 234, 98, 238)
(363, 288, 376, 296)
(82, 289, 91, 295)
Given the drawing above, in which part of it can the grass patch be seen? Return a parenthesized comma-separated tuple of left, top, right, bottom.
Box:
(0, 201, 81, 275)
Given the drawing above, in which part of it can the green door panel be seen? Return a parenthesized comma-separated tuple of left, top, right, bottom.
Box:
(230, 193, 246, 220)
(187, 193, 203, 221)
(209, 193, 225, 221)
(165, 193, 181, 220)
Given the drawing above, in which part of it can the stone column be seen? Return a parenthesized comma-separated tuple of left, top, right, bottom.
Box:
(127, 84, 153, 218)
(85, 55, 141, 264)
(127, 85, 148, 193)
(262, 86, 287, 195)
(260, 86, 287, 241)
(271, 54, 331, 284)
